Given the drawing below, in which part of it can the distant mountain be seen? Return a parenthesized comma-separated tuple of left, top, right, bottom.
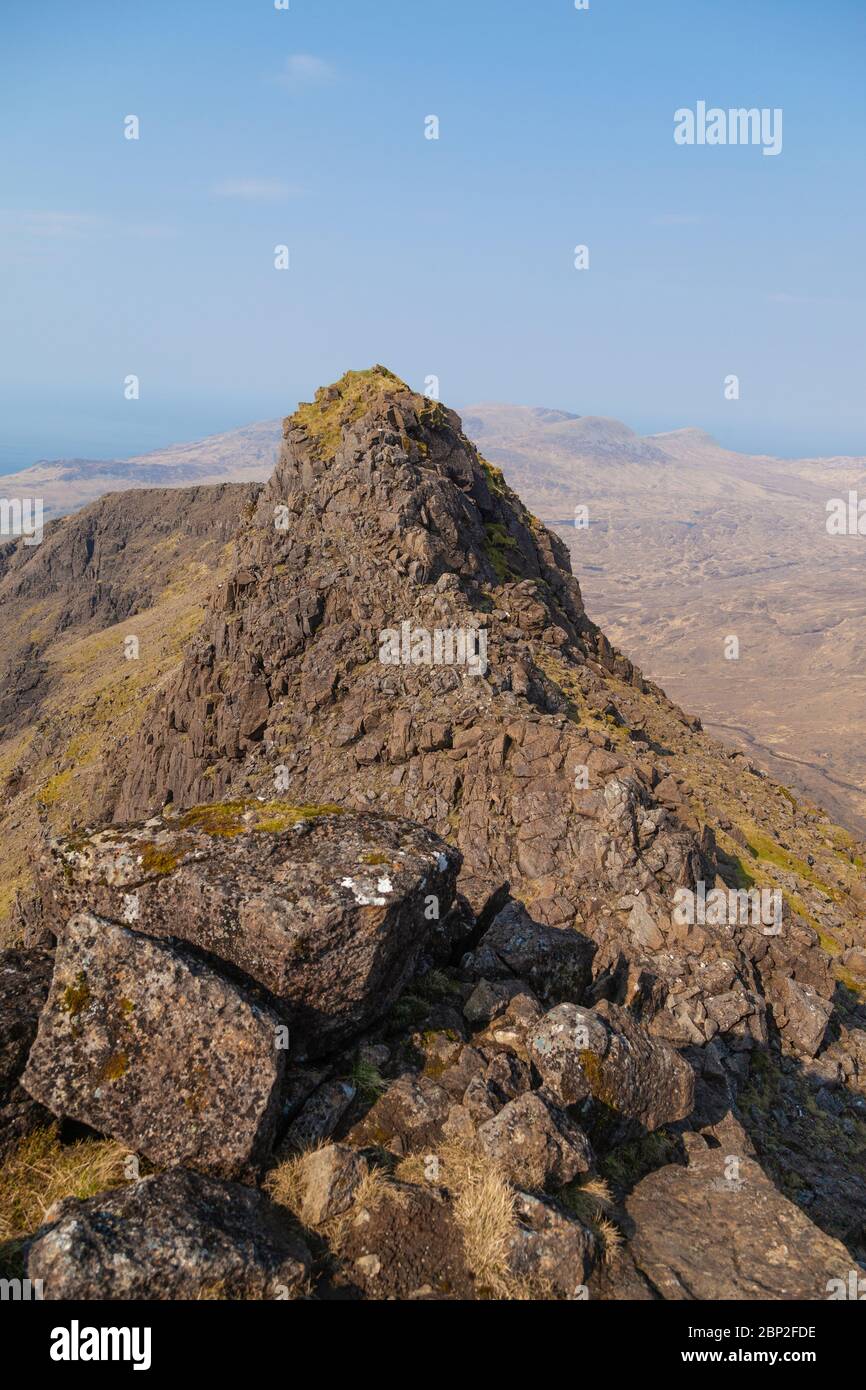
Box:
(0, 420, 282, 521)
(465, 403, 866, 834)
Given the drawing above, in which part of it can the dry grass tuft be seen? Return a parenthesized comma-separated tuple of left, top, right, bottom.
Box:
(562, 1174, 622, 1261)
(267, 1144, 395, 1252)
(269, 1136, 619, 1297)
(594, 1214, 623, 1262)
(452, 1153, 517, 1296)
(264, 1147, 311, 1219)
(396, 1138, 519, 1297)
(326, 1164, 396, 1253)
(0, 1125, 128, 1263)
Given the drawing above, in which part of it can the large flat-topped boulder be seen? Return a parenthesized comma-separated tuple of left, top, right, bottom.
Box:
(42, 802, 461, 1055)
(626, 1145, 856, 1300)
(22, 912, 285, 1178)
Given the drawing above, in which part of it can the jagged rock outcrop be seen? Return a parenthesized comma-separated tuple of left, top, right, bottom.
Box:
(110, 369, 705, 942)
(0, 482, 254, 739)
(3, 366, 865, 1302)
(26, 1169, 311, 1300)
(95, 367, 857, 1091)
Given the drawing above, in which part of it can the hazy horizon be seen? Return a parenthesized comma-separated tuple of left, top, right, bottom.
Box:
(1, 375, 866, 478)
(2, 0, 865, 471)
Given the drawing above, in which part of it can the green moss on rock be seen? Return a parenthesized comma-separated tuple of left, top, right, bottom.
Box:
(175, 799, 344, 838)
(61, 971, 90, 1017)
(137, 838, 196, 876)
(100, 1052, 129, 1082)
(292, 366, 411, 459)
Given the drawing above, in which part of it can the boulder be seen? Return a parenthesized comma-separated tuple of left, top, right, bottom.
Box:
(42, 805, 461, 1055)
(483, 1051, 533, 1106)
(347, 1072, 451, 1154)
(626, 1146, 856, 1300)
(463, 978, 523, 1026)
(842, 946, 866, 979)
(529, 1000, 694, 1139)
(283, 1078, 356, 1152)
(436, 1043, 486, 1099)
(472, 991, 544, 1057)
(508, 1191, 597, 1297)
(476, 1092, 592, 1189)
(299, 1143, 369, 1226)
(769, 974, 833, 1058)
(22, 912, 284, 1179)
(26, 1169, 311, 1299)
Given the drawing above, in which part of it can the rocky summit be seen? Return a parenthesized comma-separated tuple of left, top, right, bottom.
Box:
(2, 366, 866, 1302)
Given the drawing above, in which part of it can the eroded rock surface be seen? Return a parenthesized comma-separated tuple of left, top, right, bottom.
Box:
(529, 1000, 695, 1139)
(0, 947, 54, 1155)
(476, 1092, 592, 1189)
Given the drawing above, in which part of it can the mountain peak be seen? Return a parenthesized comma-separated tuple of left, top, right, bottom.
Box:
(111, 369, 622, 861)
(290, 365, 415, 457)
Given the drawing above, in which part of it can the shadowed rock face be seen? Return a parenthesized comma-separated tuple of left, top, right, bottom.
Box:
(0, 482, 255, 739)
(26, 1168, 311, 1300)
(0, 947, 54, 1155)
(37, 803, 461, 1056)
(22, 912, 286, 1179)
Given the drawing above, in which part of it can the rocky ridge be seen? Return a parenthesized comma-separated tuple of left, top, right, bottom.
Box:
(1, 366, 865, 1300)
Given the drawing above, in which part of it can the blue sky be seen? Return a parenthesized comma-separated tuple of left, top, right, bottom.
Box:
(1, 0, 864, 468)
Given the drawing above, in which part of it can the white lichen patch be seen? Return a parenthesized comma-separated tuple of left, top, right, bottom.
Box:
(121, 893, 140, 923)
(340, 876, 386, 907)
